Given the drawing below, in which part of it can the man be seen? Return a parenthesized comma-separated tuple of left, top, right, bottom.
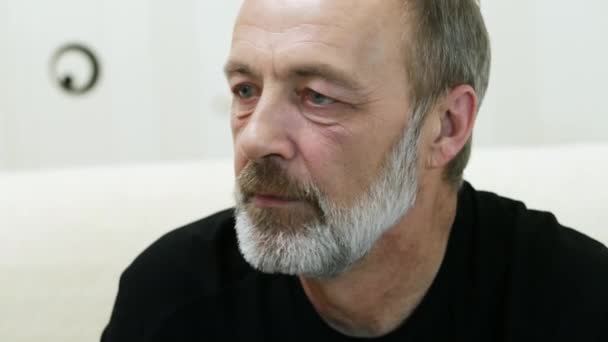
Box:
(102, 0, 608, 340)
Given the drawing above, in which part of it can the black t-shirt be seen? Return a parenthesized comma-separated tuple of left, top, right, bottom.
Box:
(101, 182, 608, 341)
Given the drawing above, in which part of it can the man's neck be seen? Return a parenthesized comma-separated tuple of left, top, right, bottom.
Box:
(299, 180, 458, 338)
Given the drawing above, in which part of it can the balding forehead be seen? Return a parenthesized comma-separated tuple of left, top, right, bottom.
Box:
(236, 0, 403, 34)
(229, 0, 409, 90)
(234, 0, 406, 61)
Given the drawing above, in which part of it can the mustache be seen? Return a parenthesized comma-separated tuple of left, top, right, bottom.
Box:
(237, 159, 319, 205)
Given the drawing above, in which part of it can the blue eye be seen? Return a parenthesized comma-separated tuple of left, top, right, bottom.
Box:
(235, 84, 257, 99)
(306, 90, 336, 106)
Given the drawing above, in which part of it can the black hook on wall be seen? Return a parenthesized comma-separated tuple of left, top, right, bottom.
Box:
(50, 43, 101, 95)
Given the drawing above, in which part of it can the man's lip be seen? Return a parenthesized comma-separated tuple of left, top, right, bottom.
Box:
(252, 193, 300, 207)
(254, 193, 295, 201)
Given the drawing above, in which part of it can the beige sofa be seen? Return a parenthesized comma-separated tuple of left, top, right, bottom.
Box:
(1, 144, 606, 342)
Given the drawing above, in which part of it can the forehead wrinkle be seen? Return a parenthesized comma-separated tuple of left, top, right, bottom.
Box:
(227, 36, 356, 85)
(228, 9, 396, 91)
(278, 39, 344, 52)
(235, 23, 351, 56)
(237, 21, 351, 35)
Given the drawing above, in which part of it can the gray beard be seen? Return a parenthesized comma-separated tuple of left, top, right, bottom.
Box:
(234, 121, 421, 279)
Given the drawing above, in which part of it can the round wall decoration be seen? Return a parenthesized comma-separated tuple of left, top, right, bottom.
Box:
(50, 43, 101, 95)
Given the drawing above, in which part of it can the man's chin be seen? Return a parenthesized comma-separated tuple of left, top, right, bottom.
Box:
(234, 209, 350, 278)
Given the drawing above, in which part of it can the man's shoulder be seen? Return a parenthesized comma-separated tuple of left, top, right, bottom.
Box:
(469, 184, 607, 271)
(471, 185, 608, 272)
(465, 184, 608, 332)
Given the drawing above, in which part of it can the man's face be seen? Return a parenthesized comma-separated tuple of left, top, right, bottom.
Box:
(226, 0, 420, 277)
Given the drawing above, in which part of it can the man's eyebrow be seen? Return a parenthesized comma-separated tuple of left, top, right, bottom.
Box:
(223, 61, 262, 80)
(223, 61, 364, 91)
(291, 63, 364, 91)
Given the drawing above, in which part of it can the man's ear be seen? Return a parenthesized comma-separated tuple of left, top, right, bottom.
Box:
(427, 85, 478, 169)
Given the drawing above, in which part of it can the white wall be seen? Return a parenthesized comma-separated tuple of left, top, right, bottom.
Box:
(478, 0, 608, 146)
(0, 0, 11, 170)
(0, 0, 240, 171)
(0, 0, 607, 171)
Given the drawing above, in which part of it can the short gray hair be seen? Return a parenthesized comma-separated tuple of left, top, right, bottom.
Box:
(401, 0, 491, 188)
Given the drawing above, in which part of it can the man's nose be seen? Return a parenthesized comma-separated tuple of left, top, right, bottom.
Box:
(236, 95, 296, 162)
